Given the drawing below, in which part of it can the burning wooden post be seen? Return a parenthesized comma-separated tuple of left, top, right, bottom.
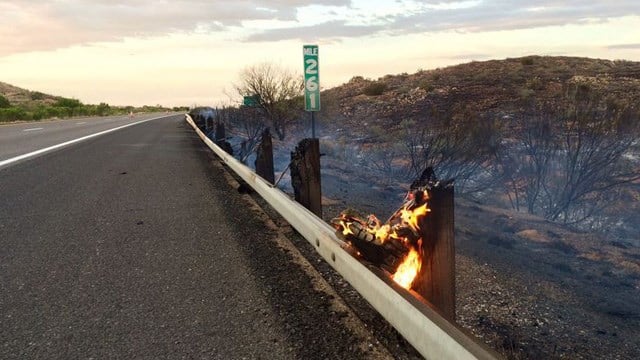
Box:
(414, 178, 455, 321)
(331, 167, 456, 321)
(255, 128, 275, 184)
(291, 138, 322, 217)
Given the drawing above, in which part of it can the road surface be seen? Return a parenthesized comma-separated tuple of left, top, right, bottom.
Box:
(0, 113, 171, 167)
(0, 115, 389, 359)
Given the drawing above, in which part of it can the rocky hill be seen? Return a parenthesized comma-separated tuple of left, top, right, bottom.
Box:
(319, 56, 640, 134)
(296, 56, 640, 359)
(0, 81, 179, 122)
(313, 55, 640, 237)
(0, 81, 59, 109)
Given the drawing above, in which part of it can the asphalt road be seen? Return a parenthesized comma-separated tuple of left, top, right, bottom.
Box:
(0, 113, 172, 165)
(0, 115, 385, 359)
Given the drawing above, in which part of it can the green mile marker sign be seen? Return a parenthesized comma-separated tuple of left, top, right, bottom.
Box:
(303, 45, 320, 112)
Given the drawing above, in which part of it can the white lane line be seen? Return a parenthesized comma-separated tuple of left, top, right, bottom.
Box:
(0, 115, 171, 169)
(76, 122, 87, 125)
(23, 127, 44, 132)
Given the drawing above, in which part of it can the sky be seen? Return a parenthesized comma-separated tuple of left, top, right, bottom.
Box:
(0, 0, 639, 107)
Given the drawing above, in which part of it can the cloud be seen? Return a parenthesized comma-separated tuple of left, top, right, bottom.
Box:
(608, 43, 640, 50)
(244, 0, 640, 42)
(2, 0, 639, 56)
(246, 20, 384, 42)
(387, 0, 640, 33)
(0, 0, 350, 56)
(442, 53, 493, 61)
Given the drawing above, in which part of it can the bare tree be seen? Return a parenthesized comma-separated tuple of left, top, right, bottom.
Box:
(402, 108, 501, 196)
(497, 83, 640, 228)
(236, 107, 265, 161)
(494, 105, 559, 213)
(216, 105, 265, 161)
(235, 63, 303, 140)
(543, 85, 640, 224)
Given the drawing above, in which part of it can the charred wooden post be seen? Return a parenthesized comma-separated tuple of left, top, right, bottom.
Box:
(213, 122, 233, 155)
(218, 141, 233, 155)
(414, 179, 456, 322)
(255, 128, 275, 184)
(214, 121, 226, 141)
(240, 140, 248, 163)
(291, 138, 322, 217)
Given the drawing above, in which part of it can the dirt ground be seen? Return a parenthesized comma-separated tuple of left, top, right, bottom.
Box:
(315, 157, 640, 359)
(223, 127, 640, 359)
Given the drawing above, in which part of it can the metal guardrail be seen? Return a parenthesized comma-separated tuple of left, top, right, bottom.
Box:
(185, 115, 499, 360)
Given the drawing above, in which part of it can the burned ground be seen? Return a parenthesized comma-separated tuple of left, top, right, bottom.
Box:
(314, 162, 640, 359)
(216, 56, 640, 359)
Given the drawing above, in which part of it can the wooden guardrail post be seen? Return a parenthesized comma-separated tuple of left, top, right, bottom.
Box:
(255, 128, 275, 184)
(213, 122, 233, 155)
(214, 121, 226, 141)
(415, 181, 456, 321)
(291, 138, 322, 217)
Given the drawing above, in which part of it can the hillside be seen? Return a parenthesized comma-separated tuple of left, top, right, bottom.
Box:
(0, 81, 179, 122)
(0, 81, 59, 109)
(314, 55, 640, 236)
(320, 56, 640, 133)
(182, 55, 640, 358)
(300, 56, 640, 358)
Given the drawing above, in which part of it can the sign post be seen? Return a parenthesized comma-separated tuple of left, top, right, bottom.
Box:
(303, 45, 320, 138)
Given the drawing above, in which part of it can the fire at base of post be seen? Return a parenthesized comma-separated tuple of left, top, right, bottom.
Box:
(332, 188, 432, 289)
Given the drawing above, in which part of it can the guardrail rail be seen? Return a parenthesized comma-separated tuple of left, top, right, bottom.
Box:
(185, 114, 500, 360)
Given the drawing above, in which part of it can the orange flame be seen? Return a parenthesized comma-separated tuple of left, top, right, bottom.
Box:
(392, 248, 422, 289)
(400, 202, 429, 232)
(333, 189, 432, 290)
(339, 220, 354, 236)
(374, 224, 391, 243)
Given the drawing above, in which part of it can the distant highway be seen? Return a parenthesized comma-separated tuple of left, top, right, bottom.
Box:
(0, 115, 389, 359)
(0, 113, 172, 167)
